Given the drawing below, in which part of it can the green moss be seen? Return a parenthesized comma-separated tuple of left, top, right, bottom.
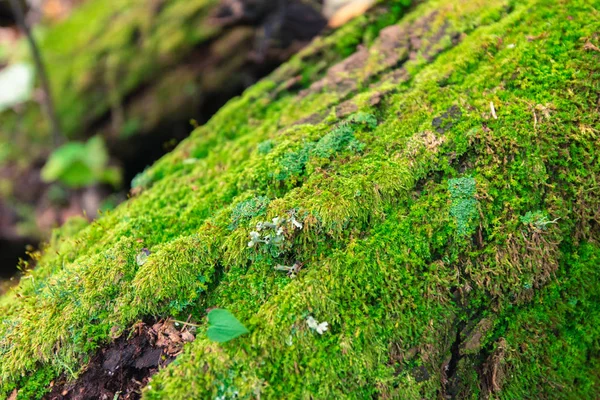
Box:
(13, 365, 55, 400)
(229, 196, 271, 230)
(494, 244, 600, 398)
(257, 140, 274, 155)
(448, 177, 478, 237)
(274, 113, 375, 182)
(1, 0, 600, 398)
(275, 144, 313, 182)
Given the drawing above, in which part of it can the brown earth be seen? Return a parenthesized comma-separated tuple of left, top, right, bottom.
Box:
(45, 319, 196, 400)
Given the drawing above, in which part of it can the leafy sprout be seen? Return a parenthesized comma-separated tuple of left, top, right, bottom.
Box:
(41, 136, 121, 188)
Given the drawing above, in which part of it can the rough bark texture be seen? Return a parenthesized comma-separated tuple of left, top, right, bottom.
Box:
(1, 0, 600, 398)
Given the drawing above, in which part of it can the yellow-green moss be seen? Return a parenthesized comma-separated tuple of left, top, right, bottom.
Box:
(1, 0, 600, 398)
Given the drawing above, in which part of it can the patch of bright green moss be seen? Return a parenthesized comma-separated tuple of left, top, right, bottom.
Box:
(1, 0, 599, 398)
(448, 176, 478, 237)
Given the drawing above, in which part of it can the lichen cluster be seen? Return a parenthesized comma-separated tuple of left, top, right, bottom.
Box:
(1, 0, 599, 398)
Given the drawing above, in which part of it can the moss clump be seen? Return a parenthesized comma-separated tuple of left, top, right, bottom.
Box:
(1, 0, 600, 398)
(310, 113, 372, 157)
(229, 196, 271, 231)
(448, 176, 478, 237)
(257, 140, 275, 155)
(275, 113, 374, 182)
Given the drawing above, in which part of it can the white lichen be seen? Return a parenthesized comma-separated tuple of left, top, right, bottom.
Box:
(306, 316, 329, 335)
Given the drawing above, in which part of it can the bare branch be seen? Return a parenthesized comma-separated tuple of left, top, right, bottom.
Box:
(8, 0, 63, 146)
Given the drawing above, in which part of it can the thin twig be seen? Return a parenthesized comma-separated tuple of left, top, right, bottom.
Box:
(490, 101, 498, 119)
(8, 0, 63, 146)
(171, 319, 202, 328)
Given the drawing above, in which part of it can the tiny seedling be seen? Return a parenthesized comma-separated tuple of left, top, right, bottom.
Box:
(41, 136, 121, 188)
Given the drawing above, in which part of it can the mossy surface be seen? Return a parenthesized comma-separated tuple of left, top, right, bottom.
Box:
(1, 0, 600, 398)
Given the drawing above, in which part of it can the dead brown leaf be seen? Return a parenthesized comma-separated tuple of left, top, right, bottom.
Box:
(148, 319, 196, 357)
(583, 41, 600, 52)
(181, 330, 195, 342)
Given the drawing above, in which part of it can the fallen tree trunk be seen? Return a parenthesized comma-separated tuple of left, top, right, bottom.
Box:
(1, 0, 600, 398)
(0, 0, 329, 274)
(1, 0, 328, 156)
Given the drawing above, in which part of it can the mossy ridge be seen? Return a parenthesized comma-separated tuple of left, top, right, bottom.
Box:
(138, 0, 512, 194)
(145, 0, 600, 397)
(147, 0, 598, 398)
(0, 0, 599, 398)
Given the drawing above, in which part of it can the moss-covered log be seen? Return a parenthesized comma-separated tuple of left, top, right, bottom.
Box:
(0, 0, 326, 160)
(0, 0, 327, 259)
(1, 0, 600, 398)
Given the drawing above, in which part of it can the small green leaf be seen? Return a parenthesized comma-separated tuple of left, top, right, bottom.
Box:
(100, 166, 122, 188)
(41, 136, 121, 188)
(84, 135, 109, 176)
(41, 142, 93, 187)
(206, 309, 249, 343)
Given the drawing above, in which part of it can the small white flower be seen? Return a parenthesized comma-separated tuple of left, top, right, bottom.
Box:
(285, 335, 293, 346)
(315, 322, 328, 335)
(306, 316, 318, 330)
(272, 217, 281, 225)
(306, 316, 328, 334)
(277, 227, 284, 236)
(291, 217, 303, 230)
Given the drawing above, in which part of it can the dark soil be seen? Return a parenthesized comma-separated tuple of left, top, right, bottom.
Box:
(0, 238, 29, 278)
(45, 320, 195, 400)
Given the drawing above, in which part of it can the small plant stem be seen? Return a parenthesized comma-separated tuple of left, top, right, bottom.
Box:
(171, 319, 202, 328)
(8, 0, 63, 146)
